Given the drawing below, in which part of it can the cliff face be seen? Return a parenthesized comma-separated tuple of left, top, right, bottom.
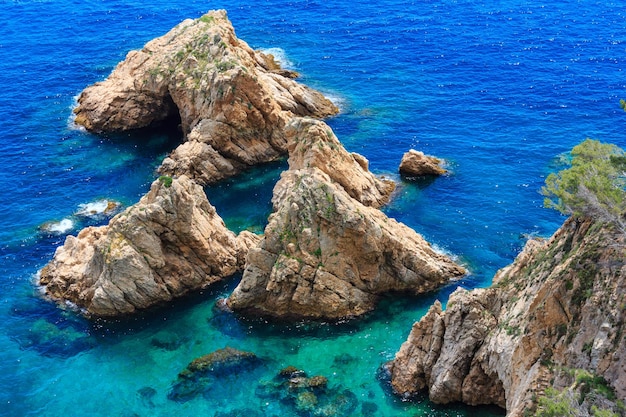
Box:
(387, 217, 626, 416)
(40, 176, 259, 317)
(73, 10, 338, 185)
(226, 118, 466, 320)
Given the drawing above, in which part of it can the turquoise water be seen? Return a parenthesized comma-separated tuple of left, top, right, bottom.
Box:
(2, 0, 626, 415)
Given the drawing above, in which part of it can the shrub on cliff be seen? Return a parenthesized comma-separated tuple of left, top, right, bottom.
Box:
(542, 139, 626, 232)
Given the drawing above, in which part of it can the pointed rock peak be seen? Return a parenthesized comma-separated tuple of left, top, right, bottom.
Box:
(285, 117, 395, 208)
(226, 168, 465, 320)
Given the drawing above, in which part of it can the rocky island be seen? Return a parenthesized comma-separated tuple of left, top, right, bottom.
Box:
(39, 10, 465, 318)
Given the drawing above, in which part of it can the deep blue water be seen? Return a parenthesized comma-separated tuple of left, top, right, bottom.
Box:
(2, 1, 625, 416)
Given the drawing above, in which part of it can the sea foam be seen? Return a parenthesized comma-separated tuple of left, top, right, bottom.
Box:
(39, 218, 74, 234)
(75, 199, 121, 218)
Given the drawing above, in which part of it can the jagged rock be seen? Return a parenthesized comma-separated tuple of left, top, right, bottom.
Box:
(39, 175, 260, 317)
(398, 149, 447, 177)
(73, 10, 338, 185)
(285, 118, 395, 208)
(387, 217, 626, 416)
(226, 121, 465, 319)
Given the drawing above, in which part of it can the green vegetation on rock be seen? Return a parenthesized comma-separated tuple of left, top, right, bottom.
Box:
(158, 175, 173, 188)
(542, 139, 626, 232)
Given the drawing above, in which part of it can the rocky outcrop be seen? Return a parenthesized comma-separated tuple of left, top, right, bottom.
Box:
(226, 118, 465, 320)
(39, 175, 260, 317)
(398, 149, 447, 177)
(387, 217, 626, 416)
(73, 10, 338, 185)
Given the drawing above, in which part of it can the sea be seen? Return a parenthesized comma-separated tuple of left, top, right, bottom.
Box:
(1, 1, 625, 416)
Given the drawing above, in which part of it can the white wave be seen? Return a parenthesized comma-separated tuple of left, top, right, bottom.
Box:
(321, 90, 347, 112)
(40, 218, 74, 234)
(67, 93, 86, 131)
(260, 47, 294, 69)
(75, 199, 121, 218)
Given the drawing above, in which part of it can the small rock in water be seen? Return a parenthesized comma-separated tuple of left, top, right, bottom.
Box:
(399, 149, 447, 178)
(278, 365, 306, 378)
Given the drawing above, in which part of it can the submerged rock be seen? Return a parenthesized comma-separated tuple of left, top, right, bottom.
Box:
(214, 409, 264, 417)
(73, 10, 338, 185)
(398, 149, 447, 177)
(168, 347, 261, 402)
(226, 120, 465, 320)
(137, 386, 157, 408)
(256, 366, 358, 417)
(39, 175, 260, 317)
(150, 330, 188, 351)
(387, 217, 626, 416)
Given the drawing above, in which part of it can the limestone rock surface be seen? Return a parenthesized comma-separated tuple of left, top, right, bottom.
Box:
(226, 119, 465, 320)
(399, 149, 447, 177)
(73, 10, 338, 185)
(387, 217, 626, 416)
(39, 176, 260, 317)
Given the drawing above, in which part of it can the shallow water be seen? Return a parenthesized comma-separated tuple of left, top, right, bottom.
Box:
(2, 0, 626, 415)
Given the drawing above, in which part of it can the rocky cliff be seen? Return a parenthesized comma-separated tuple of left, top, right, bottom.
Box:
(387, 217, 626, 416)
(40, 176, 259, 317)
(225, 118, 466, 320)
(73, 10, 338, 185)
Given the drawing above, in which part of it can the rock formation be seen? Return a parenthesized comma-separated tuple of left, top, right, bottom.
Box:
(42, 11, 466, 322)
(226, 118, 466, 320)
(73, 9, 338, 185)
(386, 217, 626, 416)
(39, 175, 260, 317)
(398, 149, 447, 177)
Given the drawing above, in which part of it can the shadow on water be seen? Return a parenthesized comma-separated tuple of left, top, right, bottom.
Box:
(211, 283, 467, 343)
(9, 295, 96, 358)
(95, 116, 186, 162)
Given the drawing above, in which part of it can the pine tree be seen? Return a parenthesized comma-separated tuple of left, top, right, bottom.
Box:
(542, 139, 626, 232)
